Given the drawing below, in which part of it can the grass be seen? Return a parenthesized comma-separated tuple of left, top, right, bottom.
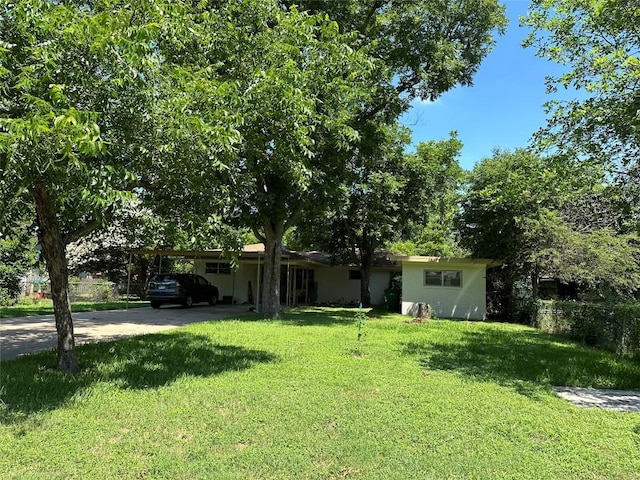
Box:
(1, 308, 640, 479)
(0, 298, 148, 318)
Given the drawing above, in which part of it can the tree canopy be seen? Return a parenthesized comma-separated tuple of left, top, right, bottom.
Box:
(292, 130, 464, 307)
(459, 149, 640, 320)
(390, 135, 467, 257)
(237, 0, 507, 316)
(0, 0, 228, 371)
(523, 0, 640, 175)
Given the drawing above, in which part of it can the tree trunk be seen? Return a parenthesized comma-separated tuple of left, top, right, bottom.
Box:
(32, 183, 77, 373)
(531, 266, 540, 299)
(360, 252, 373, 308)
(261, 220, 284, 318)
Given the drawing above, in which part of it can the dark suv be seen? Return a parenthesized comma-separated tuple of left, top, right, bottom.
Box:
(147, 274, 219, 309)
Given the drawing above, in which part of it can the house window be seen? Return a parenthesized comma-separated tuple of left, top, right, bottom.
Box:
(205, 262, 231, 274)
(424, 270, 462, 287)
(349, 270, 361, 280)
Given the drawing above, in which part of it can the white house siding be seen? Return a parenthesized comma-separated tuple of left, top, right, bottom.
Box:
(401, 262, 487, 320)
(194, 258, 396, 306)
(315, 267, 392, 306)
(195, 260, 259, 304)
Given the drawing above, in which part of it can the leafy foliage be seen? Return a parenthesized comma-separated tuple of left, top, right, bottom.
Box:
(0, 233, 36, 305)
(459, 149, 640, 319)
(390, 134, 467, 257)
(530, 214, 640, 297)
(0, 0, 163, 229)
(0, 0, 194, 371)
(293, 131, 465, 306)
(224, 0, 507, 316)
(459, 149, 570, 273)
(523, 0, 640, 173)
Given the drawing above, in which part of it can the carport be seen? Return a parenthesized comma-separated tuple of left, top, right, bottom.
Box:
(128, 244, 328, 310)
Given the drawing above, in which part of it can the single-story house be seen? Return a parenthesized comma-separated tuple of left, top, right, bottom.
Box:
(390, 255, 499, 320)
(131, 244, 497, 320)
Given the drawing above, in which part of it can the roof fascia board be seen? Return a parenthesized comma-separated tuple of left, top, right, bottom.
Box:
(390, 255, 501, 267)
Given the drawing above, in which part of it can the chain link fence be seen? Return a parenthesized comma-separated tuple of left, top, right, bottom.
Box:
(21, 279, 120, 302)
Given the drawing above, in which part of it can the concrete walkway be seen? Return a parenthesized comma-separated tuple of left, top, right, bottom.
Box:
(0, 304, 252, 362)
(553, 386, 640, 413)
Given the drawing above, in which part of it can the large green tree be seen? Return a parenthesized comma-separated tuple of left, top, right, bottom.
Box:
(291, 124, 410, 306)
(156, 0, 505, 317)
(523, 0, 640, 174)
(459, 149, 639, 320)
(459, 150, 568, 271)
(214, 3, 375, 318)
(529, 212, 640, 298)
(390, 135, 467, 258)
(230, 0, 507, 316)
(0, 0, 223, 371)
(293, 131, 464, 307)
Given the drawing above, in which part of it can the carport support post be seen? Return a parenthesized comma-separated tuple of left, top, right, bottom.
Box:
(256, 253, 261, 313)
(286, 258, 291, 307)
(232, 268, 236, 305)
(126, 251, 132, 310)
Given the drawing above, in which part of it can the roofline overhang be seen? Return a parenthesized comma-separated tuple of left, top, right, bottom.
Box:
(389, 255, 502, 268)
(128, 249, 497, 268)
(127, 248, 330, 267)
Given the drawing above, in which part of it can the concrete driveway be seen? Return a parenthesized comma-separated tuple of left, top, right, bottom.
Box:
(0, 304, 253, 362)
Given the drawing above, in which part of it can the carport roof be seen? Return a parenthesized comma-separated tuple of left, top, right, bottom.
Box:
(131, 246, 498, 269)
(130, 243, 502, 268)
(130, 244, 406, 268)
(129, 244, 333, 267)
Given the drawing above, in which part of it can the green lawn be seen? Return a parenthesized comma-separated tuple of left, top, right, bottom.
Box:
(0, 299, 148, 318)
(1, 308, 639, 479)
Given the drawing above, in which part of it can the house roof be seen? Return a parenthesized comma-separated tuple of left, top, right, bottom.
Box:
(238, 245, 401, 269)
(130, 245, 498, 269)
(389, 255, 501, 267)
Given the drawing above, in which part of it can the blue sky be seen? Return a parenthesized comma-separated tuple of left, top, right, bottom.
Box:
(401, 0, 572, 170)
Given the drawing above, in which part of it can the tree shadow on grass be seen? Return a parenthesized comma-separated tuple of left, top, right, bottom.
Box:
(0, 331, 276, 424)
(402, 326, 640, 398)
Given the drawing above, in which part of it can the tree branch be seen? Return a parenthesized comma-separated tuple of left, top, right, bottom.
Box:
(283, 202, 304, 232)
(63, 208, 114, 245)
(357, 78, 416, 123)
(252, 226, 266, 244)
(361, 1, 386, 35)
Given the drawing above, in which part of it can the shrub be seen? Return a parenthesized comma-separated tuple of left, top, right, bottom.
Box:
(513, 295, 540, 325)
(0, 274, 20, 306)
(0, 236, 35, 306)
(537, 300, 640, 357)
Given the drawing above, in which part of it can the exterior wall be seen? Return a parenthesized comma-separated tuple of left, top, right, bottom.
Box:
(194, 259, 396, 307)
(194, 259, 259, 304)
(401, 262, 487, 320)
(315, 267, 392, 306)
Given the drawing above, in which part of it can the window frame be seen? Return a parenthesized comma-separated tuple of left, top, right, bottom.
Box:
(205, 262, 232, 275)
(424, 270, 462, 287)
